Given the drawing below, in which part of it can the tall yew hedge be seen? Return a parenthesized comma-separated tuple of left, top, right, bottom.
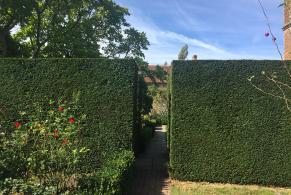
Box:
(170, 60, 291, 186)
(0, 58, 138, 166)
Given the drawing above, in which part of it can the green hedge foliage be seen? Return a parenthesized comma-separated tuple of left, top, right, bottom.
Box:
(77, 150, 134, 194)
(167, 73, 172, 150)
(170, 60, 291, 186)
(0, 58, 137, 170)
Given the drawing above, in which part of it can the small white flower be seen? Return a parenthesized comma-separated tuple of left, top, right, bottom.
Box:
(19, 111, 26, 116)
(247, 75, 255, 81)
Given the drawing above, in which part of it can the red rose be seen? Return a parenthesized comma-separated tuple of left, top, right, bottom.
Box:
(69, 117, 75, 124)
(58, 106, 64, 112)
(15, 122, 21, 129)
(53, 134, 59, 139)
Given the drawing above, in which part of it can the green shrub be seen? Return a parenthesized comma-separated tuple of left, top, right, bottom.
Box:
(156, 111, 168, 125)
(0, 150, 134, 195)
(77, 150, 134, 195)
(0, 178, 57, 195)
(170, 60, 291, 187)
(0, 98, 91, 193)
(143, 117, 156, 128)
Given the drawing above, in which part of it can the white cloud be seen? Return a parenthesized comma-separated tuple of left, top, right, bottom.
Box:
(160, 31, 229, 54)
(126, 8, 240, 63)
(119, 1, 280, 64)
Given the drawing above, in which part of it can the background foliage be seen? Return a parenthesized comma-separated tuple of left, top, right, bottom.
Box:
(148, 85, 168, 125)
(178, 44, 188, 60)
(0, 0, 149, 58)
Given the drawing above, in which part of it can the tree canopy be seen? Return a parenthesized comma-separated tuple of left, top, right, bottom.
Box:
(178, 44, 188, 60)
(0, 0, 149, 58)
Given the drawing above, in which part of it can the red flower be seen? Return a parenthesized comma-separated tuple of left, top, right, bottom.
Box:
(69, 117, 75, 124)
(15, 122, 21, 129)
(53, 134, 59, 139)
(58, 106, 64, 112)
(265, 32, 270, 37)
(62, 138, 68, 145)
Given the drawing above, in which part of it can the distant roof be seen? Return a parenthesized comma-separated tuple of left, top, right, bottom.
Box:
(144, 65, 171, 85)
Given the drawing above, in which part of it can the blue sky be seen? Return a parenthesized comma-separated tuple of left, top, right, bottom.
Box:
(115, 0, 284, 64)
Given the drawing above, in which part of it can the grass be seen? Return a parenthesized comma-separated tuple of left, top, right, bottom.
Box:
(170, 180, 291, 195)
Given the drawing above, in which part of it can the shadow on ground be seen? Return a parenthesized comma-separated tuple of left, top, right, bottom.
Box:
(128, 126, 169, 195)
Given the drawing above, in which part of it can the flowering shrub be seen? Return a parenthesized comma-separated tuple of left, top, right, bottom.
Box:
(0, 98, 89, 193)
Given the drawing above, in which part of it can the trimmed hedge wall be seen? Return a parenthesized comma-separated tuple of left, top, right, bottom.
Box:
(0, 58, 137, 166)
(170, 60, 291, 186)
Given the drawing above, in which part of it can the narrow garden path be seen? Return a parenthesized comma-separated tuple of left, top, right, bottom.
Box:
(129, 126, 169, 195)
